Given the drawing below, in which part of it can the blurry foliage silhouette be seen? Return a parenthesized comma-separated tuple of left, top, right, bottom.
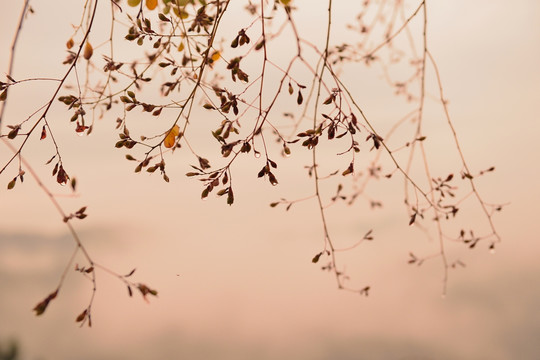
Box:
(0, 339, 19, 360)
(0, 0, 503, 325)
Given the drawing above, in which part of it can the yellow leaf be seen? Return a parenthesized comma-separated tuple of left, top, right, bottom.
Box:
(128, 0, 141, 6)
(164, 125, 179, 148)
(177, 42, 184, 52)
(211, 51, 221, 62)
(280, 0, 292, 4)
(175, 0, 190, 6)
(146, 0, 158, 10)
(83, 42, 93, 60)
(66, 38, 74, 49)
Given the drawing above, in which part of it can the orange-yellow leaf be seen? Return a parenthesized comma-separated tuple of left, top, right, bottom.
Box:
(164, 125, 179, 148)
(211, 51, 221, 62)
(177, 42, 184, 52)
(146, 0, 158, 10)
(66, 38, 74, 49)
(83, 42, 93, 60)
(128, 0, 141, 6)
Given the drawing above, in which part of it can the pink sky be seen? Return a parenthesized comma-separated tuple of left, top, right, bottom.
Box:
(1, 0, 540, 359)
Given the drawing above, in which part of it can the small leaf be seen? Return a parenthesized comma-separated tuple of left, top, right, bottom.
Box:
(216, 189, 228, 196)
(198, 157, 211, 170)
(7, 127, 19, 139)
(323, 95, 333, 105)
(66, 38, 74, 49)
(75, 309, 87, 322)
(201, 188, 209, 199)
(210, 51, 221, 62)
(125, 268, 137, 277)
(83, 41, 94, 60)
(360, 286, 370, 296)
(342, 162, 353, 176)
(363, 229, 374, 240)
(146, 0, 158, 10)
(163, 125, 180, 148)
(128, 0, 141, 6)
(0, 89, 7, 101)
(268, 172, 278, 186)
(373, 135, 380, 149)
(312, 252, 322, 263)
(56, 165, 69, 185)
(137, 283, 158, 302)
(83, 42, 93, 60)
(255, 39, 265, 50)
(33, 289, 58, 316)
(40, 125, 47, 140)
(45, 155, 56, 165)
(7, 178, 16, 190)
(283, 145, 291, 156)
(227, 188, 234, 205)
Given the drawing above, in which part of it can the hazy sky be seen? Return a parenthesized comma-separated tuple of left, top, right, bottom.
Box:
(1, 1, 540, 359)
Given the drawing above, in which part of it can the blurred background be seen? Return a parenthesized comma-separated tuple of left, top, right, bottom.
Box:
(1, 0, 539, 359)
